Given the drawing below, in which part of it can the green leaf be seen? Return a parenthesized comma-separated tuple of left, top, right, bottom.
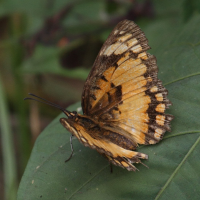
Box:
(17, 15, 200, 200)
(183, 0, 200, 21)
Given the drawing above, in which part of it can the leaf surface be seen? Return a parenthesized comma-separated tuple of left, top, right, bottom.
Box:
(17, 15, 200, 200)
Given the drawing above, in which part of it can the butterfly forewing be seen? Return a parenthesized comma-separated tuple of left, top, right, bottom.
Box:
(82, 20, 150, 115)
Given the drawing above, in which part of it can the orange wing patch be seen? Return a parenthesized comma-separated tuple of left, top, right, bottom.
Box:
(111, 58, 144, 81)
(117, 52, 130, 65)
(115, 124, 146, 145)
(89, 66, 115, 109)
(156, 104, 165, 113)
(156, 115, 165, 126)
(150, 86, 158, 93)
(155, 93, 163, 101)
(137, 52, 148, 60)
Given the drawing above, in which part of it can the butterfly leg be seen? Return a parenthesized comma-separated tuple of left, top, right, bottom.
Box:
(65, 134, 74, 162)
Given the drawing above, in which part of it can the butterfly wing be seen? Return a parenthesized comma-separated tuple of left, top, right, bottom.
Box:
(82, 20, 150, 115)
(81, 20, 173, 170)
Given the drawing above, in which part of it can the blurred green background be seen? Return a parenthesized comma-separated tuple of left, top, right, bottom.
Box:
(0, 0, 200, 199)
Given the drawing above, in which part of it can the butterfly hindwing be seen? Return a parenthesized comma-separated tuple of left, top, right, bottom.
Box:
(61, 115, 148, 171)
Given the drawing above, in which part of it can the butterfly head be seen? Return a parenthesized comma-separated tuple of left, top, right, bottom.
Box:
(24, 93, 83, 141)
(60, 110, 101, 144)
(64, 110, 78, 119)
(60, 111, 85, 140)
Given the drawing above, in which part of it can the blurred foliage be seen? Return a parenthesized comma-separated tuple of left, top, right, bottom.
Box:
(183, 0, 200, 21)
(0, 0, 200, 200)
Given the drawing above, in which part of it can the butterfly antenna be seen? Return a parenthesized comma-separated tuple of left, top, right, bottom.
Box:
(24, 93, 71, 117)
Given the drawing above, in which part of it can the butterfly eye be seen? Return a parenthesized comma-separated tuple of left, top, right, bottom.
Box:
(68, 111, 78, 120)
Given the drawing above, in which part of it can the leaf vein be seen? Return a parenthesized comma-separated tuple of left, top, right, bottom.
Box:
(154, 135, 200, 199)
(164, 72, 200, 86)
(68, 165, 108, 200)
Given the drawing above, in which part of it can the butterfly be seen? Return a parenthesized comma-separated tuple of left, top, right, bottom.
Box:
(26, 20, 173, 171)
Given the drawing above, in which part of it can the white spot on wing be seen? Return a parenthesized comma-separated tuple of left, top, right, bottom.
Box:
(77, 107, 82, 113)
(131, 127, 137, 134)
(117, 33, 132, 42)
(131, 45, 142, 53)
(126, 38, 138, 47)
(114, 43, 129, 55)
(104, 42, 121, 56)
(114, 30, 118, 35)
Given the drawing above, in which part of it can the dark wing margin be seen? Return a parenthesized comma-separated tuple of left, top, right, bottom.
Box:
(81, 20, 150, 115)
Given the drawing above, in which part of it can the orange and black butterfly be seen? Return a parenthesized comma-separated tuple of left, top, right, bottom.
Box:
(26, 20, 173, 171)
